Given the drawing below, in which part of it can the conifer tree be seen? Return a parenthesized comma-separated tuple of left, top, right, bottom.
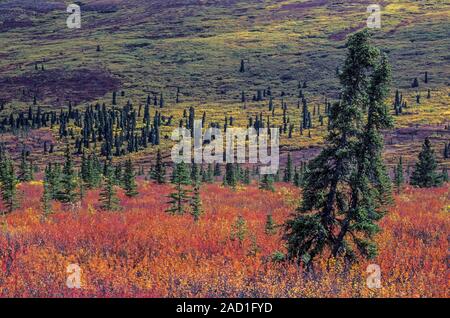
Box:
(151, 149, 166, 184)
(100, 163, 120, 211)
(190, 182, 203, 222)
(223, 163, 236, 188)
(45, 163, 60, 200)
(206, 163, 214, 183)
(112, 91, 117, 105)
(114, 163, 123, 186)
(243, 168, 251, 185)
(0, 156, 18, 214)
(159, 93, 164, 108)
(191, 162, 200, 185)
(285, 30, 393, 265)
(123, 159, 139, 197)
(394, 157, 404, 194)
(80, 151, 89, 184)
(78, 170, 85, 202)
(239, 59, 245, 73)
(214, 163, 221, 177)
(19, 149, 33, 182)
(283, 153, 293, 182)
(230, 215, 247, 246)
(442, 167, 448, 183)
(411, 138, 443, 188)
(293, 167, 302, 187)
(167, 161, 191, 215)
(88, 154, 102, 188)
(56, 144, 79, 205)
(41, 172, 52, 217)
(200, 165, 207, 183)
(259, 174, 274, 192)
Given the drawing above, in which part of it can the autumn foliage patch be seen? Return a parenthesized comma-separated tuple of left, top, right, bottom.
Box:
(0, 182, 448, 297)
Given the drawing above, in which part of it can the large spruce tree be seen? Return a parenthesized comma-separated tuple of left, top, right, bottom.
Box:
(284, 30, 393, 265)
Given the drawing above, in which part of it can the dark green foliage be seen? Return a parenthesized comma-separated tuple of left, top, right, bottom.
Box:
(190, 182, 203, 222)
(45, 163, 62, 200)
(167, 161, 191, 215)
(171, 161, 191, 185)
(206, 164, 214, 183)
(0, 154, 19, 214)
(239, 59, 245, 73)
(41, 172, 52, 217)
(100, 163, 120, 211)
(55, 144, 79, 205)
(112, 91, 117, 105)
(191, 163, 200, 185)
(442, 167, 448, 183)
(114, 163, 123, 186)
(243, 167, 251, 185)
(410, 138, 443, 188)
(223, 163, 237, 188)
(150, 149, 166, 184)
(283, 153, 293, 182)
(230, 215, 247, 245)
(284, 30, 393, 265)
(123, 159, 139, 197)
(19, 149, 33, 182)
(214, 163, 221, 176)
(394, 157, 404, 194)
(80, 152, 101, 188)
(259, 174, 274, 192)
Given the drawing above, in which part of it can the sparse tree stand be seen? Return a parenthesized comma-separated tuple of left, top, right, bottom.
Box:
(410, 138, 443, 188)
(123, 159, 139, 197)
(167, 161, 191, 215)
(284, 30, 394, 266)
